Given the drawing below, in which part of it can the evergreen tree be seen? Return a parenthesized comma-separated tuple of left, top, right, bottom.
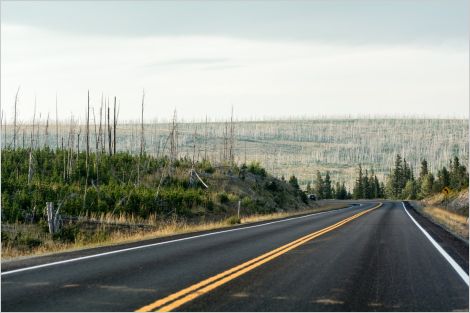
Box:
(306, 181, 312, 193)
(341, 182, 349, 199)
(392, 154, 403, 198)
(353, 164, 364, 199)
(314, 171, 324, 200)
(450, 156, 469, 190)
(385, 169, 394, 198)
(379, 182, 385, 198)
(335, 181, 342, 199)
(436, 166, 450, 191)
(289, 175, 300, 190)
(343, 182, 349, 199)
(419, 159, 428, 181)
(363, 169, 371, 199)
(373, 175, 380, 198)
(324, 171, 332, 199)
(403, 159, 412, 185)
(402, 179, 418, 200)
(420, 173, 435, 198)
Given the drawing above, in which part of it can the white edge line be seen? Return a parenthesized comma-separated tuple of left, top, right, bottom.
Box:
(402, 201, 469, 286)
(1, 204, 362, 276)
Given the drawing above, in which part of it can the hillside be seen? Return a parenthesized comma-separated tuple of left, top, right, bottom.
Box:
(3, 118, 467, 189)
(1, 148, 311, 257)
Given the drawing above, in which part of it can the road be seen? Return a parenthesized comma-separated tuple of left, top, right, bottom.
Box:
(1, 201, 468, 311)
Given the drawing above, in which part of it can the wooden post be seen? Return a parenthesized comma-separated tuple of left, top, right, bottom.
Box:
(237, 200, 241, 219)
(46, 202, 55, 234)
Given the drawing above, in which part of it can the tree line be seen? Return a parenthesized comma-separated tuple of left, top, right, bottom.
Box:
(306, 154, 468, 200)
(350, 154, 468, 200)
(304, 171, 351, 200)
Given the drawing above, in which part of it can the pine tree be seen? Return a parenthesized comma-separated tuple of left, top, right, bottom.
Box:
(306, 181, 312, 193)
(450, 156, 468, 190)
(341, 182, 348, 199)
(392, 154, 403, 198)
(420, 173, 435, 198)
(379, 182, 385, 198)
(403, 179, 418, 200)
(436, 166, 450, 191)
(335, 181, 342, 199)
(363, 169, 370, 199)
(373, 175, 380, 198)
(289, 175, 300, 190)
(324, 171, 332, 199)
(403, 158, 412, 185)
(353, 164, 364, 199)
(314, 171, 324, 200)
(419, 159, 429, 181)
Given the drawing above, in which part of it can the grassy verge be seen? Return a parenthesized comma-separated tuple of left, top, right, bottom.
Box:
(419, 206, 468, 241)
(417, 188, 469, 242)
(1, 203, 348, 261)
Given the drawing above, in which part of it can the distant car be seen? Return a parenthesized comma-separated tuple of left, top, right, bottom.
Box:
(307, 194, 316, 201)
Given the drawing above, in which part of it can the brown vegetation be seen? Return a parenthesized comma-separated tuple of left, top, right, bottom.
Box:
(418, 188, 469, 241)
(1, 203, 347, 260)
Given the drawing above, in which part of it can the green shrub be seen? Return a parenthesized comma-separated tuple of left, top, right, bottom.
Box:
(225, 216, 241, 225)
(248, 161, 266, 177)
(199, 160, 215, 174)
(53, 225, 79, 243)
(218, 192, 230, 204)
(21, 237, 43, 248)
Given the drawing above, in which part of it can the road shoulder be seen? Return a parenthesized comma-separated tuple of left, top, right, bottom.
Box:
(403, 201, 468, 274)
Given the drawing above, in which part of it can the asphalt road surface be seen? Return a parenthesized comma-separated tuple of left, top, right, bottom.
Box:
(2, 201, 468, 311)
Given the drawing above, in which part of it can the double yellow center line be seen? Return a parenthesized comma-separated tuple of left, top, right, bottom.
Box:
(136, 203, 382, 312)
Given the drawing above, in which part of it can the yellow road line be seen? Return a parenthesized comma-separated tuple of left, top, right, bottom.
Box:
(136, 203, 382, 312)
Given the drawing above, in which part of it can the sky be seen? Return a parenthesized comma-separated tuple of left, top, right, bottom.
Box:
(1, 0, 469, 122)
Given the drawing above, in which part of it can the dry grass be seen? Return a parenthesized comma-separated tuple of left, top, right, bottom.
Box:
(421, 206, 469, 241)
(1, 203, 348, 260)
(83, 212, 159, 226)
(418, 188, 469, 241)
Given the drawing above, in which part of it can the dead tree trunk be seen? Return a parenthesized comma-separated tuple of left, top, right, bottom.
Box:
(56, 93, 59, 150)
(84, 92, 90, 210)
(108, 103, 112, 156)
(140, 90, 145, 157)
(13, 86, 20, 149)
(32, 97, 37, 150)
(28, 133, 33, 184)
(86, 90, 90, 159)
(229, 106, 235, 163)
(204, 116, 208, 161)
(113, 96, 117, 155)
(45, 113, 50, 148)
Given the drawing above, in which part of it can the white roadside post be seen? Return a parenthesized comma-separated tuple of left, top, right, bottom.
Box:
(46, 202, 55, 234)
(237, 200, 241, 219)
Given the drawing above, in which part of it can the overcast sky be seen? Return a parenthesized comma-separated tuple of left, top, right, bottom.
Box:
(1, 0, 468, 122)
